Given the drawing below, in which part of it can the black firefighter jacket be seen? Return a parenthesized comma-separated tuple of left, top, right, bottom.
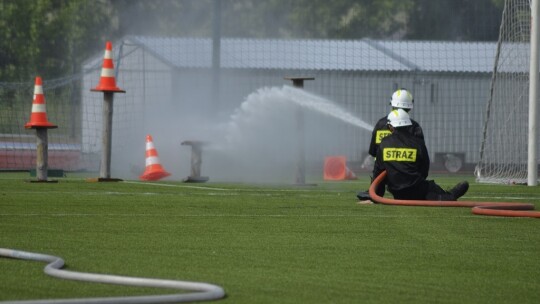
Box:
(373, 127, 430, 197)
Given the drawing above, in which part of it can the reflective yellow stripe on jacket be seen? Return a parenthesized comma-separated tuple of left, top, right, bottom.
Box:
(383, 148, 417, 162)
(375, 130, 392, 144)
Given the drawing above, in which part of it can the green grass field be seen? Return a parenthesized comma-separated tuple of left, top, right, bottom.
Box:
(0, 172, 539, 303)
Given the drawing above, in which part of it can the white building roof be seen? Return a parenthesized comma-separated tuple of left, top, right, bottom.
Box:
(127, 36, 499, 73)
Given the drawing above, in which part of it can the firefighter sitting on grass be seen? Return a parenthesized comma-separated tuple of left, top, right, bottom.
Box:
(358, 88, 424, 202)
(371, 109, 468, 201)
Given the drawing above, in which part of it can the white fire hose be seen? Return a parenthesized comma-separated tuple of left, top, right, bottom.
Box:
(0, 248, 225, 304)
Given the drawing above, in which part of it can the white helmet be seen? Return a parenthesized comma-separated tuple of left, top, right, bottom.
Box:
(387, 109, 412, 127)
(390, 89, 414, 109)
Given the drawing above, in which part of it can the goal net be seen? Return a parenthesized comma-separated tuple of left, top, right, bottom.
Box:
(475, 0, 536, 184)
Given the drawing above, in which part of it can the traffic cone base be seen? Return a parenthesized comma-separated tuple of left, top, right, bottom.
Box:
(91, 41, 125, 93)
(346, 167, 358, 180)
(25, 121, 58, 129)
(25, 76, 57, 129)
(140, 135, 171, 181)
(91, 85, 125, 93)
(140, 166, 171, 181)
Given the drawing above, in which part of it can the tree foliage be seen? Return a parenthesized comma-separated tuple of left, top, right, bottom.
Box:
(0, 0, 506, 82)
(284, 0, 415, 39)
(406, 0, 504, 40)
(0, 0, 119, 81)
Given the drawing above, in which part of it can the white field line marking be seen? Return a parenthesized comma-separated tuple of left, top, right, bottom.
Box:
(0, 191, 341, 198)
(4, 184, 336, 194)
(4, 191, 162, 195)
(3, 192, 539, 201)
(121, 181, 322, 192)
(123, 181, 230, 190)
(0, 213, 509, 219)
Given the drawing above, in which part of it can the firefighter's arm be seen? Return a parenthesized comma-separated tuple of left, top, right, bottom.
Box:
(420, 144, 430, 178)
(372, 149, 386, 197)
(368, 128, 378, 157)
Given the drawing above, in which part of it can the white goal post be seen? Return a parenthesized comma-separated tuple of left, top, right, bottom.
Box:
(476, 0, 539, 185)
(528, 0, 539, 185)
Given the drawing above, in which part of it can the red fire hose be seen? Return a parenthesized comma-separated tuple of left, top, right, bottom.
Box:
(368, 171, 540, 218)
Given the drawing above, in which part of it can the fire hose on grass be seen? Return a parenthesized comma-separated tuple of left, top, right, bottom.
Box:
(0, 248, 225, 304)
(368, 171, 540, 218)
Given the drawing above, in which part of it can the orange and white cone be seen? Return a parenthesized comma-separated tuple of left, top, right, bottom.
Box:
(345, 167, 357, 180)
(24, 76, 57, 129)
(140, 135, 171, 181)
(323, 156, 347, 180)
(323, 156, 357, 180)
(91, 41, 125, 93)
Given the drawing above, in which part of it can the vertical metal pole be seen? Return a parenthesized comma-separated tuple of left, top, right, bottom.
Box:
(296, 104, 306, 185)
(528, 0, 539, 186)
(294, 80, 306, 185)
(100, 92, 114, 179)
(212, 0, 222, 113)
(181, 141, 209, 183)
(142, 47, 147, 134)
(285, 77, 314, 185)
(35, 128, 48, 181)
(191, 143, 203, 178)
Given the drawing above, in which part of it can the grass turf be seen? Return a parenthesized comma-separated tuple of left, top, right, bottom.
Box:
(0, 172, 539, 303)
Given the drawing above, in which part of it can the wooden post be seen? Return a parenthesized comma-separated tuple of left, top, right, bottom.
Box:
(100, 92, 114, 179)
(35, 128, 49, 181)
(88, 40, 125, 182)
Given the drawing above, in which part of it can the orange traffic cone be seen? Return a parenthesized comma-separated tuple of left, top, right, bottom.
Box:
(346, 167, 357, 180)
(323, 156, 356, 181)
(24, 77, 57, 129)
(140, 135, 171, 181)
(91, 41, 125, 93)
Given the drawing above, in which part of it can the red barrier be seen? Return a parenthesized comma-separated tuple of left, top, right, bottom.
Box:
(0, 147, 81, 171)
